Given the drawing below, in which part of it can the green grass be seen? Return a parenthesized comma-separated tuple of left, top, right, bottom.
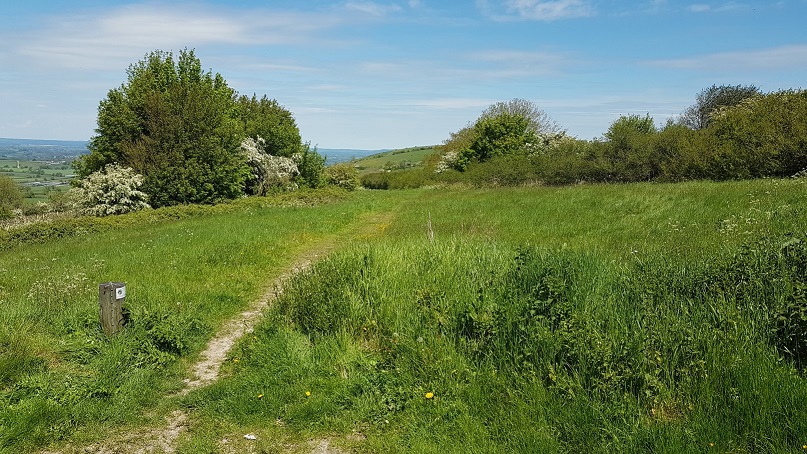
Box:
(176, 178, 807, 452)
(0, 158, 74, 203)
(3, 179, 807, 452)
(0, 188, 411, 452)
(352, 146, 437, 174)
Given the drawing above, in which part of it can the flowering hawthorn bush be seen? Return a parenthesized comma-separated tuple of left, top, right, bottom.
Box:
(72, 164, 150, 216)
(241, 137, 300, 194)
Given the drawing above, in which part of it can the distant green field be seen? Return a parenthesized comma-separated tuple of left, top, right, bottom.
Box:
(352, 145, 437, 174)
(0, 158, 74, 203)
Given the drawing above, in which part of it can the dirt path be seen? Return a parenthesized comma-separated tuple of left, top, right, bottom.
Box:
(42, 211, 396, 454)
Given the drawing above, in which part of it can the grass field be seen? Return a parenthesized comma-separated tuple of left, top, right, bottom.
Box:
(352, 146, 437, 174)
(0, 158, 74, 203)
(2, 179, 807, 452)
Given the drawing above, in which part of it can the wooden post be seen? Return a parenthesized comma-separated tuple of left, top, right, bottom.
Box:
(99, 282, 126, 336)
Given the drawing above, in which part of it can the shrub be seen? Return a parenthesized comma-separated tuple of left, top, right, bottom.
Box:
(72, 164, 150, 216)
(0, 175, 23, 219)
(241, 137, 299, 195)
(325, 163, 360, 190)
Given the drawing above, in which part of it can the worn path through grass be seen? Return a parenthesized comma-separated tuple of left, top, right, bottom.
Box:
(30, 195, 407, 454)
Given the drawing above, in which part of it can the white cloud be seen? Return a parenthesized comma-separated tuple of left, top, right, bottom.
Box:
(647, 44, 807, 72)
(403, 98, 495, 109)
(13, 4, 342, 70)
(687, 2, 748, 13)
(344, 1, 402, 16)
(493, 0, 595, 21)
(469, 49, 575, 76)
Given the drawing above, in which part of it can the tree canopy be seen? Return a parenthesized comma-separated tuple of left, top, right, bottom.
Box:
(679, 84, 761, 130)
(75, 49, 307, 207)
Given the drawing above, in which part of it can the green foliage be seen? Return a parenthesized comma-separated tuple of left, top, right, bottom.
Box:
(75, 49, 306, 207)
(324, 162, 360, 190)
(698, 89, 807, 179)
(236, 95, 302, 158)
(680, 83, 761, 130)
(295, 143, 326, 188)
(0, 174, 23, 218)
(597, 114, 659, 182)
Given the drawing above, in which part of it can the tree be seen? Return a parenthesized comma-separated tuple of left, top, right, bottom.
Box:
(479, 98, 563, 135)
(0, 175, 23, 218)
(597, 114, 658, 181)
(236, 95, 302, 158)
(680, 84, 761, 130)
(74, 49, 251, 207)
(440, 99, 561, 171)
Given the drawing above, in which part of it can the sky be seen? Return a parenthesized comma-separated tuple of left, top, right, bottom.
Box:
(1, 1, 805, 149)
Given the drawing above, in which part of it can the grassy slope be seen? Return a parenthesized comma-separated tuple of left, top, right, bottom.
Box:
(3, 179, 807, 452)
(178, 179, 807, 453)
(0, 189, 412, 453)
(352, 146, 437, 174)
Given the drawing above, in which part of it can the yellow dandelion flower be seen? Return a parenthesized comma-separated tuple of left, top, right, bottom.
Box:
(233, 358, 240, 363)
(425, 392, 434, 399)
(709, 442, 714, 447)
(305, 390, 311, 397)
(257, 393, 264, 399)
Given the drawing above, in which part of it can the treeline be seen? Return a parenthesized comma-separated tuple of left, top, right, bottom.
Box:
(363, 86, 807, 189)
(0, 49, 361, 219)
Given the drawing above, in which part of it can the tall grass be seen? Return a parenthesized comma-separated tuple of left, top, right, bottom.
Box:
(0, 189, 408, 452)
(181, 178, 807, 452)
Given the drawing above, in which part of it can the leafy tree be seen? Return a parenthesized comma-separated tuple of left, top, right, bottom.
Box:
(0, 175, 23, 218)
(597, 114, 658, 182)
(699, 89, 807, 179)
(236, 95, 302, 158)
(295, 143, 326, 188)
(680, 84, 761, 130)
(480, 98, 562, 135)
(75, 49, 251, 207)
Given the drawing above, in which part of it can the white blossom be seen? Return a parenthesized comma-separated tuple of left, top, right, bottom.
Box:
(72, 164, 150, 216)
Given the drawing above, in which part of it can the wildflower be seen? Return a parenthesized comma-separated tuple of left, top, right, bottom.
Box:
(709, 442, 714, 447)
(233, 358, 240, 363)
(257, 393, 264, 399)
(306, 390, 311, 397)
(425, 392, 434, 399)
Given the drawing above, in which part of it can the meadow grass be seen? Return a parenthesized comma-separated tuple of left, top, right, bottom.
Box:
(179, 178, 807, 453)
(0, 188, 411, 452)
(3, 179, 807, 452)
(353, 147, 437, 174)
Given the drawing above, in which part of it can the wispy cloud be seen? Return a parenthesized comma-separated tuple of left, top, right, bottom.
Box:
(469, 49, 576, 76)
(687, 2, 748, 13)
(344, 1, 403, 16)
(403, 97, 495, 110)
(483, 0, 595, 21)
(12, 4, 342, 70)
(647, 44, 807, 72)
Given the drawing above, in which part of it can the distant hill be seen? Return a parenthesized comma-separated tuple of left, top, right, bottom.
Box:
(0, 139, 383, 166)
(0, 138, 89, 160)
(318, 148, 388, 165)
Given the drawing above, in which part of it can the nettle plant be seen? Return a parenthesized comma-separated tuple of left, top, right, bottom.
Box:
(241, 137, 299, 195)
(71, 164, 151, 216)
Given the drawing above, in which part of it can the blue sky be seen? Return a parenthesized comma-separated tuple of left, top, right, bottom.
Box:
(1, 0, 805, 149)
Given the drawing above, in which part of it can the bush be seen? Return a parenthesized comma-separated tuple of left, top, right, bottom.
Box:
(324, 163, 360, 190)
(72, 164, 150, 216)
(241, 137, 299, 195)
(0, 175, 23, 219)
